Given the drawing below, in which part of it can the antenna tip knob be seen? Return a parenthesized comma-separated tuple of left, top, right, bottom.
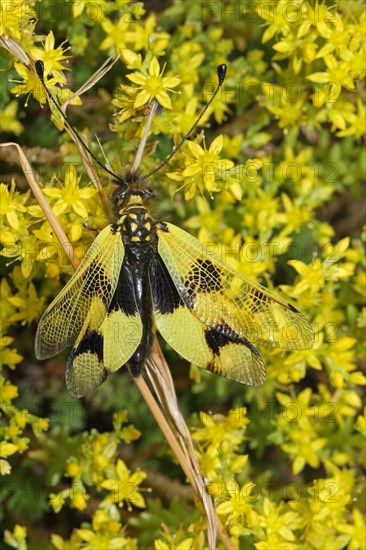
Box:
(35, 60, 44, 79)
(217, 64, 227, 85)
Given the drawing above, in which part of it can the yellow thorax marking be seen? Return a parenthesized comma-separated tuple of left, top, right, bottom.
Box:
(129, 195, 143, 204)
(118, 195, 144, 216)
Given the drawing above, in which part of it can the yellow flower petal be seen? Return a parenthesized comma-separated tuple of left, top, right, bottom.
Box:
(183, 164, 201, 177)
(6, 211, 19, 229)
(73, 201, 88, 218)
(307, 72, 330, 83)
(156, 91, 172, 109)
(134, 90, 150, 107)
(53, 202, 68, 216)
(209, 134, 224, 154)
(0, 459, 11, 475)
(162, 76, 180, 88)
(0, 441, 18, 458)
(149, 57, 160, 77)
(127, 73, 146, 85)
(187, 141, 204, 158)
(121, 49, 141, 68)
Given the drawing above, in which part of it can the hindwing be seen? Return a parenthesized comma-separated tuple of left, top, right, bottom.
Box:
(149, 254, 265, 385)
(65, 259, 143, 398)
(156, 223, 314, 352)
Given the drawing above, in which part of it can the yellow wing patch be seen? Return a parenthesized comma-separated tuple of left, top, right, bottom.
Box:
(101, 309, 143, 373)
(157, 222, 314, 352)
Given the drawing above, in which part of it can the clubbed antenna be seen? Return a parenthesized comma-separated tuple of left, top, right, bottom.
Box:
(35, 60, 125, 182)
(145, 64, 227, 178)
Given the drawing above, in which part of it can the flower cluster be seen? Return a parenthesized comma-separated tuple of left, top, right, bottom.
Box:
(1, 0, 364, 548)
(257, 1, 366, 139)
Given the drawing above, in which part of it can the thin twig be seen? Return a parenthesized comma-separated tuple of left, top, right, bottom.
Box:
(0, 142, 79, 270)
(61, 56, 120, 113)
(76, 135, 110, 217)
(134, 376, 196, 483)
(137, 366, 235, 550)
(131, 100, 159, 172)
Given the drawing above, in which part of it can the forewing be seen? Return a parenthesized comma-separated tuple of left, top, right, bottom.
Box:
(65, 259, 143, 398)
(149, 254, 265, 386)
(157, 223, 314, 351)
(35, 225, 125, 359)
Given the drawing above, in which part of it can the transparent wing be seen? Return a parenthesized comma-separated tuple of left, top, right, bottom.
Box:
(149, 254, 265, 386)
(35, 225, 125, 359)
(157, 223, 314, 351)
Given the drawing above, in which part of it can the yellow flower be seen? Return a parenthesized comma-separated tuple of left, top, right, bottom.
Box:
(0, 459, 11, 475)
(30, 31, 70, 78)
(3, 525, 27, 549)
(0, 335, 23, 370)
(8, 283, 44, 324)
(259, 1, 291, 44)
(337, 99, 366, 140)
(216, 481, 258, 526)
(0, 1, 35, 39)
(1, 382, 18, 401)
(11, 63, 60, 106)
(33, 223, 67, 263)
(337, 508, 366, 550)
(101, 459, 147, 510)
(131, 13, 170, 54)
(196, 445, 221, 480)
(0, 441, 18, 458)
(168, 135, 233, 199)
(307, 55, 356, 92)
(42, 165, 97, 217)
(257, 498, 299, 547)
(100, 16, 135, 54)
(73, 0, 106, 20)
(71, 486, 88, 510)
(283, 429, 327, 474)
(289, 259, 325, 295)
(0, 101, 24, 135)
(0, 181, 28, 230)
(126, 57, 180, 109)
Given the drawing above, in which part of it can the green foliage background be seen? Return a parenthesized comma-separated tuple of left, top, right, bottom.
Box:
(0, 1, 365, 548)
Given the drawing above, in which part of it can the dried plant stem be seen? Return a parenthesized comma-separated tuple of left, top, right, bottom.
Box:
(0, 142, 79, 270)
(134, 376, 193, 481)
(76, 136, 110, 217)
(61, 55, 120, 113)
(131, 100, 159, 172)
(134, 370, 235, 550)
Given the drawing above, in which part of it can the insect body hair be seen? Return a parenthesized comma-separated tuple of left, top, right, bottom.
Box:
(111, 168, 156, 215)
